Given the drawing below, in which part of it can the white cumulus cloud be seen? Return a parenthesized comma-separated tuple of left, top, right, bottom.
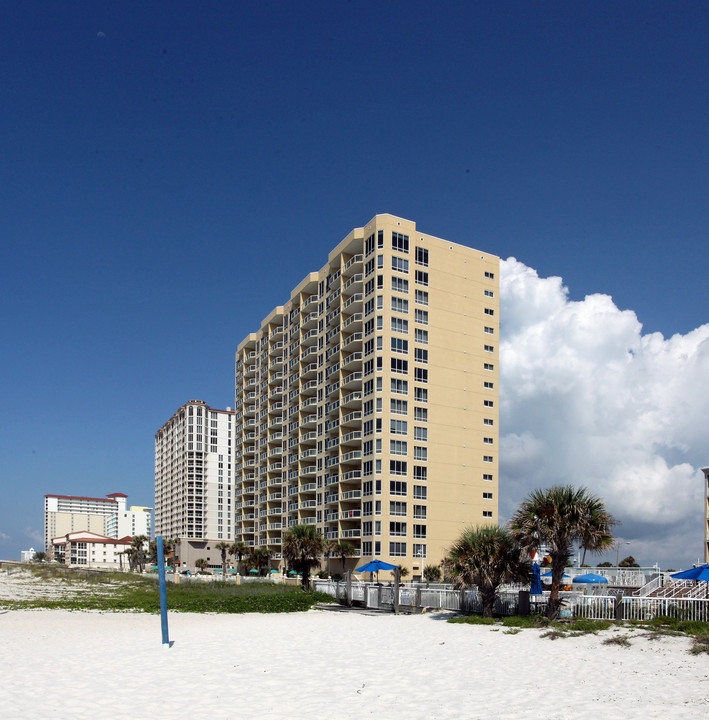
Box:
(499, 257, 709, 569)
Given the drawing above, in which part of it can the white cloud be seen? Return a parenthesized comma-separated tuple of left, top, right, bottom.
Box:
(499, 258, 709, 569)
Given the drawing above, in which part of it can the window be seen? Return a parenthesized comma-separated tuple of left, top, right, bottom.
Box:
(414, 426, 427, 441)
(415, 270, 429, 286)
(390, 542, 407, 557)
(413, 485, 427, 500)
(414, 348, 428, 363)
(483, 437, 494, 445)
(413, 543, 427, 558)
(391, 378, 408, 395)
(365, 234, 375, 255)
(391, 297, 409, 313)
(390, 479, 408, 494)
(413, 524, 427, 538)
(415, 247, 429, 267)
(377, 230, 384, 248)
(414, 446, 427, 461)
(484, 326, 494, 335)
(484, 399, 494, 407)
(483, 511, 493, 518)
(413, 466, 427, 481)
(415, 309, 428, 325)
(484, 345, 494, 353)
(390, 501, 407, 516)
(392, 232, 409, 253)
(414, 407, 428, 421)
(484, 363, 494, 371)
(390, 461, 407, 477)
(415, 290, 428, 305)
(376, 316, 383, 330)
(414, 367, 428, 383)
(415, 329, 428, 344)
(392, 256, 409, 273)
(391, 358, 408, 374)
(390, 440, 407, 456)
(485, 271, 495, 279)
(391, 337, 408, 354)
(377, 274, 384, 289)
(484, 308, 495, 316)
(392, 277, 409, 293)
(483, 473, 493, 481)
(391, 317, 409, 334)
(483, 492, 493, 499)
(483, 455, 494, 463)
(484, 381, 494, 389)
(414, 387, 428, 402)
(390, 399, 408, 415)
(390, 521, 407, 536)
(484, 289, 494, 297)
(484, 418, 494, 426)
(377, 254, 384, 269)
(376, 295, 383, 309)
(390, 419, 408, 435)
(413, 504, 427, 519)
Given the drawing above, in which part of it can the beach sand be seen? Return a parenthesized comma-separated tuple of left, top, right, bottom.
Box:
(1, 604, 708, 720)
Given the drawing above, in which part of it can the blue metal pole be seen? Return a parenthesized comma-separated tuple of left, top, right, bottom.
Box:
(156, 535, 170, 645)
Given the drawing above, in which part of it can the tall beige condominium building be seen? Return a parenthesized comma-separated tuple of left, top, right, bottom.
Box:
(233, 214, 499, 578)
(154, 400, 235, 562)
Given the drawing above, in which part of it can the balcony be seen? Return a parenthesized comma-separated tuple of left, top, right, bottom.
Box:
(341, 489, 361, 501)
(343, 253, 363, 273)
(340, 509, 361, 520)
(342, 293, 363, 311)
(341, 353, 363, 369)
(340, 430, 362, 446)
(341, 529, 361, 538)
(341, 411, 362, 427)
(300, 482, 317, 493)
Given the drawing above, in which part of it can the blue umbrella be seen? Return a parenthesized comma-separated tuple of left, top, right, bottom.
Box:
(541, 571, 571, 578)
(356, 559, 399, 573)
(530, 562, 543, 595)
(671, 564, 709, 582)
(572, 573, 609, 584)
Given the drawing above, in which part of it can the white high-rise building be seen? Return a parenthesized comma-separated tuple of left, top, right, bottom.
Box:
(154, 400, 235, 568)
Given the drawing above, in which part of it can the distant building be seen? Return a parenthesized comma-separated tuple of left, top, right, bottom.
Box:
(44, 493, 152, 554)
(703, 466, 709, 563)
(20, 548, 36, 563)
(154, 400, 235, 570)
(50, 531, 133, 569)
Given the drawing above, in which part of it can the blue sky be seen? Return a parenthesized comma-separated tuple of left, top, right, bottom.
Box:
(2, 2, 708, 568)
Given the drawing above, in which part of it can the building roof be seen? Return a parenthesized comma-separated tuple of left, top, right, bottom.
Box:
(45, 494, 118, 503)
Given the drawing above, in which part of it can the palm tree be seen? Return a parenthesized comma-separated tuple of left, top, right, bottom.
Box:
(510, 485, 615, 619)
(423, 564, 441, 583)
(445, 525, 530, 618)
(230, 541, 248, 575)
(249, 547, 271, 576)
(283, 524, 324, 590)
(323, 539, 337, 577)
(215, 541, 231, 576)
(333, 540, 355, 573)
(130, 535, 149, 573)
(194, 558, 209, 574)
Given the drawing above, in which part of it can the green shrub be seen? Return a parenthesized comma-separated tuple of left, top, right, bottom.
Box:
(447, 615, 496, 625)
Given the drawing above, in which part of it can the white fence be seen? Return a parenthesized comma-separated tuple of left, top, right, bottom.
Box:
(313, 580, 709, 622)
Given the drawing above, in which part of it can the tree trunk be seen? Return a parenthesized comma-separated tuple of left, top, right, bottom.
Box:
(481, 585, 497, 618)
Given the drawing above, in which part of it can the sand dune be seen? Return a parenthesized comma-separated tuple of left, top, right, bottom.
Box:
(1, 607, 707, 720)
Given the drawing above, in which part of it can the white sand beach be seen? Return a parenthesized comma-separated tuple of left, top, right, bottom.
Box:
(1, 603, 708, 720)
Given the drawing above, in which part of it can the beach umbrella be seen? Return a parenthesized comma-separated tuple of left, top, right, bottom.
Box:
(530, 562, 543, 595)
(269, 569, 279, 574)
(670, 564, 709, 582)
(249, 568, 259, 574)
(541, 571, 570, 578)
(356, 559, 398, 573)
(572, 573, 609, 584)
(356, 559, 398, 582)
